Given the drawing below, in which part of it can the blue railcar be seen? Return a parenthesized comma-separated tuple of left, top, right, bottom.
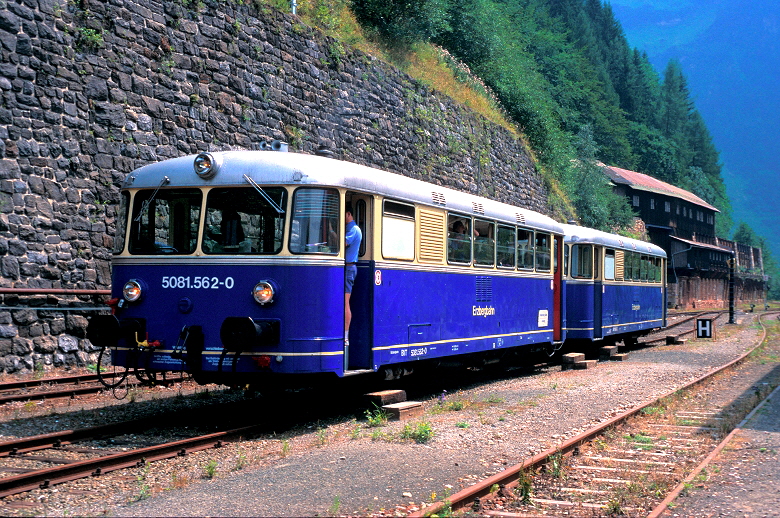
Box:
(563, 224, 667, 344)
(88, 146, 571, 386)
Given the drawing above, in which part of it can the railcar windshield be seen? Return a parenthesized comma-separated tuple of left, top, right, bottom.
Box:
(571, 244, 593, 279)
(128, 189, 202, 255)
(289, 188, 340, 254)
(114, 192, 129, 254)
(203, 187, 287, 255)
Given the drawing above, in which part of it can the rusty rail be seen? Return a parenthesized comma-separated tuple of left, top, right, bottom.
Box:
(0, 288, 111, 295)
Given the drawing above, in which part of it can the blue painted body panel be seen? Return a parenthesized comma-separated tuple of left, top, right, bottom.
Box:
(355, 266, 556, 369)
(565, 281, 664, 339)
(111, 261, 558, 377)
(111, 262, 345, 375)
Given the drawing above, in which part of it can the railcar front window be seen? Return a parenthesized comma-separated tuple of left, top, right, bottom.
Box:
(114, 192, 129, 254)
(289, 188, 340, 254)
(571, 244, 593, 279)
(203, 188, 287, 255)
(128, 189, 202, 255)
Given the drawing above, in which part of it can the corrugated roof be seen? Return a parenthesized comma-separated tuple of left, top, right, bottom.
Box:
(601, 164, 719, 212)
(671, 235, 733, 253)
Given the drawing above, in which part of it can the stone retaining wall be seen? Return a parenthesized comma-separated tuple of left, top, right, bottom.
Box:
(0, 0, 549, 373)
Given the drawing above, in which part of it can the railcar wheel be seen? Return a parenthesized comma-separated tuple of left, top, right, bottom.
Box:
(97, 347, 129, 388)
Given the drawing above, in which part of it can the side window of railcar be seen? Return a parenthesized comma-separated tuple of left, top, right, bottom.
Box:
(640, 255, 649, 281)
(571, 245, 593, 279)
(624, 252, 632, 281)
(289, 188, 340, 254)
(604, 249, 616, 280)
(517, 229, 534, 269)
(382, 200, 415, 261)
(473, 219, 495, 267)
(632, 252, 642, 281)
(114, 192, 129, 254)
(447, 214, 472, 264)
(128, 189, 202, 255)
(203, 187, 287, 255)
(496, 225, 515, 269)
(656, 257, 663, 283)
(535, 232, 551, 272)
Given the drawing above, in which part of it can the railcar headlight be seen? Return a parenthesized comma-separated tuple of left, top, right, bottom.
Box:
(122, 279, 143, 302)
(253, 281, 275, 305)
(193, 152, 219, 179)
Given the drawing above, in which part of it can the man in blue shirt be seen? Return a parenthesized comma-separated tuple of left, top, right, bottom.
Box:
(344, 203, 362, 354)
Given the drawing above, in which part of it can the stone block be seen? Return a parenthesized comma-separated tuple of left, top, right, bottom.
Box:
(383, 401, 424, 421)
(365, 389, 407, 406)
(573, 360, 597, 370)
(611, 354, 629, 361)
(562, 352, 585, 363)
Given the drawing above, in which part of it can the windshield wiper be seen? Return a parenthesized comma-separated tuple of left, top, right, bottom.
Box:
(243, 174, 285, 214)
(133, 176, 171, 222)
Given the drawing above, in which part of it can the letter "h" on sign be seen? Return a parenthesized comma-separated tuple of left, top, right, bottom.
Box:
(696, 319, 713, 339)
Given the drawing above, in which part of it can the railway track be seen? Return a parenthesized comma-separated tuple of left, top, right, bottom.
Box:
(0, 372, 187, 405)
(414, 311, 780, 517)
(0, 397, 269, 498)
(640, 310, 727, 346)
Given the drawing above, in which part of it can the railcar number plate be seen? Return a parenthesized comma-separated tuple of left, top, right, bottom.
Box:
(401, 347, 428, 358)
(161, 276, 235, 289)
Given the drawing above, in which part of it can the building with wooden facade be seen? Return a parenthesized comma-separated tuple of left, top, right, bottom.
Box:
(602, 165, 766, 309)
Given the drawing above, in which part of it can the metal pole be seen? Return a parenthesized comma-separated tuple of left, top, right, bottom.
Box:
(291, 0, 297, 15)
(728, 256, 736, 324)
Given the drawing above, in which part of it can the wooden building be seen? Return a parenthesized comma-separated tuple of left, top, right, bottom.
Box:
(602, 165, 766, 309)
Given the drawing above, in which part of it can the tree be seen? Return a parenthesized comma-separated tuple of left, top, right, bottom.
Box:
(733, 222, 759, 247)
(565, 125, 635, 231)
(350, 0, 451, 44)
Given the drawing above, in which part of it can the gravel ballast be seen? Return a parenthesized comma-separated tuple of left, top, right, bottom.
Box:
(0, 313, 768, 517)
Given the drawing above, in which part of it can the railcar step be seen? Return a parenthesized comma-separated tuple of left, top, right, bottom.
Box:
(382, 401, 424, 421)
(562, 352, 585, 363)
(599, 345, 618, 359)
(343, 369, 374, 377)
(365, 389, 407, 406)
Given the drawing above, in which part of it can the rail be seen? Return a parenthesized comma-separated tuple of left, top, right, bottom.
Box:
(0, 288, 111, 296)
(413, 311, 780, 516)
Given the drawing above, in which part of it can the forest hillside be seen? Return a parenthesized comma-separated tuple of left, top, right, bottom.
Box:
(347, 0, 730, 234)
(336, 0, 778, 296)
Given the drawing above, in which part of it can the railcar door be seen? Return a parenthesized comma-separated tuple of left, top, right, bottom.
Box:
(593, 246, 603, 339)
(345, 192, 373, 370)
(553, 235, 563, 341)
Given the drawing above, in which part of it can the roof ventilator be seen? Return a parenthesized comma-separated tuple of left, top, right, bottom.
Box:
(472, 202, 485, 215)
(259, 140, 289, 152)
(431, 192, 446, 206)
(315, 145, 335, 158)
